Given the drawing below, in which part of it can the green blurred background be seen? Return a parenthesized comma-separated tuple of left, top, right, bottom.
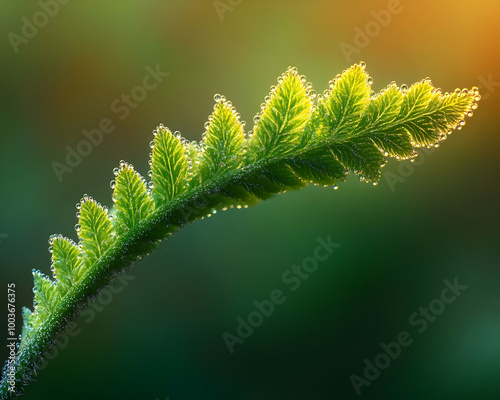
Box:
(1, 1, 499, 399)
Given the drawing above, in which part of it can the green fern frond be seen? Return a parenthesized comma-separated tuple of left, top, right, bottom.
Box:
(0, 63, 480, 398)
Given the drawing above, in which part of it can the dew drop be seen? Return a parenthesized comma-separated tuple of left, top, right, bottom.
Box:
(74, 224, 81, 232)
(110, 180, 116, 189)
(214, 94, 222, 102)
(367, 77, 373, 85)
(359, 61, 366, 69)
(149, 141, 155, 149)
(401, 84, 408, 92)
(48, 235, 57, 245)
(76, 202, 81, 210)
(253, 115, 260, 123)
(113, 167, 120, 176)
(174, 131, 182, 139)
(204, 122, 210, 130)
(236, 205, 242, 209)
(148, 181, 155, 189)
(76, 211, 81, 218)
(148, 170, 153, 177)
(119, 160, 126, 168)
(333, 185, 339, 190)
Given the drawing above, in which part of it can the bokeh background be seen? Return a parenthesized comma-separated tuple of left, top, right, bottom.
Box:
(1, 1, 499, 399)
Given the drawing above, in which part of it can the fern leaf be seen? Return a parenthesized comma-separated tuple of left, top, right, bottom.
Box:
(50, 235, 82, 290)
(248, 68, 312, 159)
(358, 83, 411, 158)
(112, 163, 155, 235)
(77, 196, 115, 268)
(32, 271, 59, 318)
(0, 63, 480, 398)
(199, 98, 245, 181)
(315, 64, 372, 141)
(151, 125, 188, 204)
